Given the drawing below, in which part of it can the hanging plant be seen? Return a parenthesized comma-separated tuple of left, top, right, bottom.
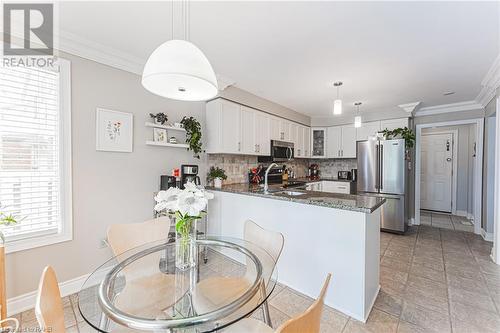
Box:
(180, 116, 203, 158)
(381, 127, 415, 149)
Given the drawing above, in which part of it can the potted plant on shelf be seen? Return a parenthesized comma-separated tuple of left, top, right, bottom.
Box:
(149, 112, 168, 125)
(154, 182, 214, 270)
(207, 166, 227, 188)
(180, 116, 203, 158)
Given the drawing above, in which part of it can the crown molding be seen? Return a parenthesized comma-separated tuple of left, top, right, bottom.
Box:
(476, 53, 500, 107)
(414, 101, 484, 117)
(398, 101, 421, 115)
(58, 30, 144, 75)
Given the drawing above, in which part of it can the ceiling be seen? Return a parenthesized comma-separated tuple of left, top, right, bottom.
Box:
(59, 1, 499, 117)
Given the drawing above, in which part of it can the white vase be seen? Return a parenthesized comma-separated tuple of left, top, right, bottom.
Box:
(214, 177, 222, 188)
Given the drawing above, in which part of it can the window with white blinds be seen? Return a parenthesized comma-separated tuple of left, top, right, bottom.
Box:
(0, 59, 72, 252)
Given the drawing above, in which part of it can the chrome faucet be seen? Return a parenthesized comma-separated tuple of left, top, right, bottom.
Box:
(263, 163, 278, 194)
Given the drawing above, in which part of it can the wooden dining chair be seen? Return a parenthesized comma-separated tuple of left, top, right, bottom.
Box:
(35, 266, 66, 333)
(107, 216, 176, 317)
(223, 273, 332, 333)
(192, 220, 284, 325)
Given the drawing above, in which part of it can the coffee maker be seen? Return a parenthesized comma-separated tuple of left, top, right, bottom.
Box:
(181, 164, 201, 189)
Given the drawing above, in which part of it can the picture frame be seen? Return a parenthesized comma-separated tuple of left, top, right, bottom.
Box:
(96, 108, 133, 152)
(153, 128, 168, 142)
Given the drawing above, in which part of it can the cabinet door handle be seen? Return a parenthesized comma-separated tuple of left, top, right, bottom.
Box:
(257, 144, 260, 152)
(238, 142, 241, 151)
(341, 150, 343, 157)
(338, 150, 340, 157)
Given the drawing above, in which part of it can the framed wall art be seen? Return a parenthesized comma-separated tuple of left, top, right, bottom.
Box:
(96, 108, 133, 152)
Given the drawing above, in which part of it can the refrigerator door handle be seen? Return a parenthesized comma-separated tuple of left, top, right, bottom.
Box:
(375, 143, 380, 190)
(380, 144, 384, 190)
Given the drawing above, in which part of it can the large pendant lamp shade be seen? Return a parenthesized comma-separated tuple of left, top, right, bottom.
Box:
(142, 39, 218, 101)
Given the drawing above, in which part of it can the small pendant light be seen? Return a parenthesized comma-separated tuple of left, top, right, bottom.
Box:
(354, 102, 362, 128)
(333, 82, 343, 115)
(142, 0, 218, 101)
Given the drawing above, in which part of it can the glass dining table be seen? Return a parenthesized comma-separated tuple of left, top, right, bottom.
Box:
(77, 236, 278, 332)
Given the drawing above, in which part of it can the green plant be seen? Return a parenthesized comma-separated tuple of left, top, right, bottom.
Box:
(381, 127, 415, 148)
(180, 116, 203, 158)
(0, 204, 18, 243)
(207, 166, 227, 182)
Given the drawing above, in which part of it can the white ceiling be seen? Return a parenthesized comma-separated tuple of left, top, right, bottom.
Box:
(59, 1, 499, 117)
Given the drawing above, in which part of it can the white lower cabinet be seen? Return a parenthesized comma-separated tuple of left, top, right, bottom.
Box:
(306, 181, 351, 194)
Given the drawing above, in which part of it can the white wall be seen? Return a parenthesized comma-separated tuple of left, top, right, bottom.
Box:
(6, 52, 207, 298)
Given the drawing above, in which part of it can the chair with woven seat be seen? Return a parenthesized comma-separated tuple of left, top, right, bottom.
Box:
(192, 220, 285, 326)
(223, 273, 332, 333)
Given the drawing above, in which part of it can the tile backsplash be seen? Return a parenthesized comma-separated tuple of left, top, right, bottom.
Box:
(310, 159, 357, 178)
(207, 154, 357, 184)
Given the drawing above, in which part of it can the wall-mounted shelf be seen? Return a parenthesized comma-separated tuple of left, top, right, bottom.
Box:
(145, 122, 186, 132)
(146, 141, 189, 149)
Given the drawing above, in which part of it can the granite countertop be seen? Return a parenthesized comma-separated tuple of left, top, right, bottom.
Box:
(206, 182, 385, 213)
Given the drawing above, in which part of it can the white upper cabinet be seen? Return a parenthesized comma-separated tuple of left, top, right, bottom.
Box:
(280, 119, 290, 141)
(381, 118, 409, 131)
(270, 117, 281, 141)
(303, 127, 311, 158)
(240, 106, 256, 154)
(255, 112, 271, 155)
(289, 122, 298, 146)
(311, 128, 327, 158)
(327, 126, 342, 158)
(356, 121, 381, 141)
(327, 125, 356, 158)
(341, 124, 357, 158)
(206, 99, 241, 154)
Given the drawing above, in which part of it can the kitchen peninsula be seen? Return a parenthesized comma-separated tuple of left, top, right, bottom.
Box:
(206, 183, 385, 322)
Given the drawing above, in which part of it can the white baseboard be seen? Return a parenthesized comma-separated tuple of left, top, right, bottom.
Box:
(481, 228, 494, 242)
(7, 267, 109, 316)
(7, 273, 88, 316)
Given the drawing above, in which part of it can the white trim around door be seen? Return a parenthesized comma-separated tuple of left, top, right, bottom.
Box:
(493, 98, 500, 264)
(415, 118, 484, 236)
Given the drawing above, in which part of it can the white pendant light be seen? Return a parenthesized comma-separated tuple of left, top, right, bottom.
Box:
(142, 1, 218, 101)
(333, 82, 343, 115)
(354, 102, 362, 128)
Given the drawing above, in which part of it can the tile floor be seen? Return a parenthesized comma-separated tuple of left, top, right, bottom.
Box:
(13, 225, 499, 333)
(420, 210, 474, 233)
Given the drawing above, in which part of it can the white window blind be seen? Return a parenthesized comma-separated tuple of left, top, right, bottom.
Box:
(0, 64, 64, 242)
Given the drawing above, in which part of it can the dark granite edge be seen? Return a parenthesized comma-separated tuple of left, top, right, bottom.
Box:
(206, 185, 385, 214)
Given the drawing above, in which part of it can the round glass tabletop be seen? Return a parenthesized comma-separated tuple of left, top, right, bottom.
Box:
(77, 236, 278, 332)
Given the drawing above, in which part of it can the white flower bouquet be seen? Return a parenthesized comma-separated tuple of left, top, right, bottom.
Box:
(154, 182, 214, 269)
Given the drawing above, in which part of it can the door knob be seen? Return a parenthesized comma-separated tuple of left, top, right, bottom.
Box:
(446, 158, 452, 162)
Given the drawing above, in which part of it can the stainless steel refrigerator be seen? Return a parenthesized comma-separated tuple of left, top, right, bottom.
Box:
(357, 138, 408, 233)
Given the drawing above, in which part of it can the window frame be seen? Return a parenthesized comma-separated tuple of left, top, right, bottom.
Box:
(3, 58, 73, 254)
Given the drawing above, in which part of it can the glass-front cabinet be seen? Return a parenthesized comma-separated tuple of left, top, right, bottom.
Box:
(311, 127, 327, 158)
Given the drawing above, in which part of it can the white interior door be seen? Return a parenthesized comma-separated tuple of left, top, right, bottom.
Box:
(420, 133, 454, 212)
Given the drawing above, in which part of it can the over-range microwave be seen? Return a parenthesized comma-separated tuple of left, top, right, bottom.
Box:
(258, 140, 294, 163)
